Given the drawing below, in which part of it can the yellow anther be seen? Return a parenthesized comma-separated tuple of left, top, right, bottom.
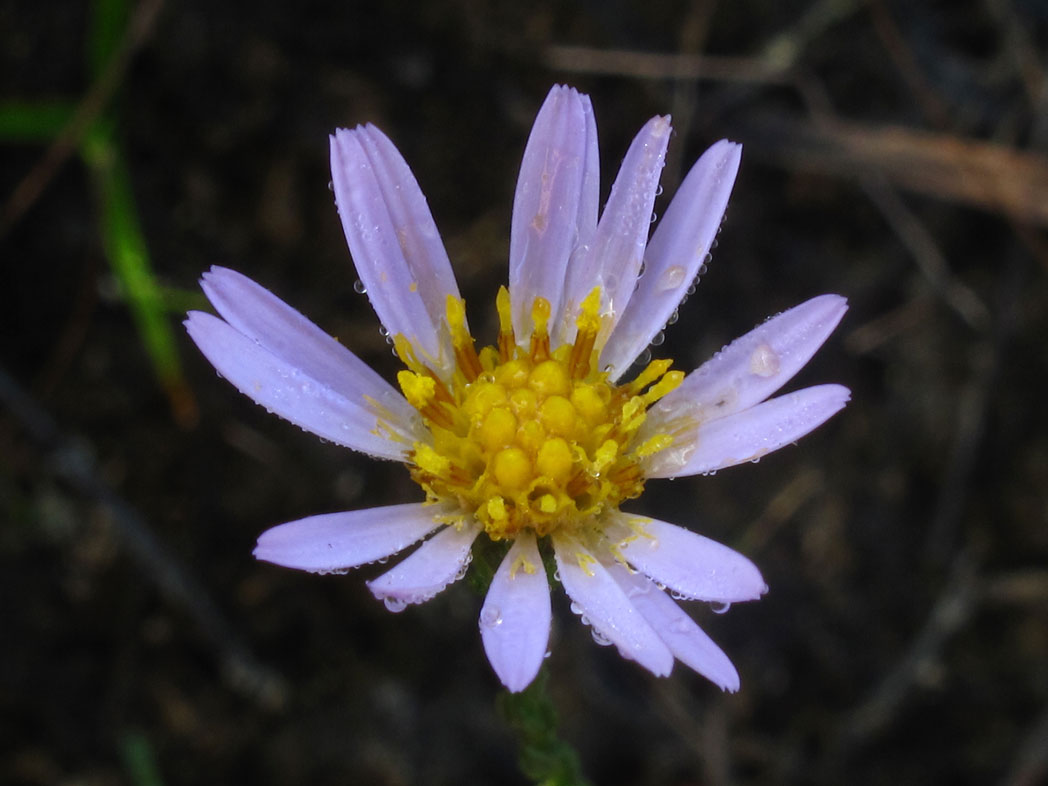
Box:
(536, 438, 574, 482)
(529, 297, 551, 361)
(496, 286, 515, 361)
(509, 388, 538, 417)
(531, 297, 551, 334)
(414, 443, 451, 477)
(393, 334, 425, 374)
(571, 386, 607, 423)
(575, 287, 603, 335)
(446, 295, 482, 381)
(576, 551, 598, 577)
(493, 447, 532, 490)
(516, 419, 546, 455)
(635, 433, 673, 458)
(479, 408, 517, 452)
(495, 358, 530, 389)
(462, 381, 507, 418)
(529, 359, 570, 396)
(642, 370, 684, 405)
(619, 397, 647, 432)
(539, 395, 576, 437)
(398, 370, 437, 410)
(629, 358, 674, 394)
(446, 294, 468, 336)
(510, 553, 536, 577)
(487, 495, 508, 521)
(537, 493, 558, 514)
(593, 439, 620, 472)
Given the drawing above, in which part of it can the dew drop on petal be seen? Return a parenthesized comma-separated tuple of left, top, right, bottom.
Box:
(650, 331, 665, 347)
(354, 279, 367, 294)
(479, 606, 502, 628)
(657, 265, 687, 292)
(383, 597, 408, 613)
(591, 628, 612, 646)
(711, 601, 731, 615)
(748, 342, 781, 378)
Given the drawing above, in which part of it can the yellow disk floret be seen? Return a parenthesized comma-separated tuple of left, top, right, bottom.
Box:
(397, 289, 681, 540)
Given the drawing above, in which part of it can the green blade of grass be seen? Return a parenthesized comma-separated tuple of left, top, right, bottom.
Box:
(82, 124, 196, 425)
(0, 101, 76, 142)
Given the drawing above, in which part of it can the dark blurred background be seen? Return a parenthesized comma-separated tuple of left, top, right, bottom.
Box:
(3, 1, 1047, 784)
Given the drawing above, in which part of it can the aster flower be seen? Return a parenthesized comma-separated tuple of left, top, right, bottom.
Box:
(185, 85, 848, 694)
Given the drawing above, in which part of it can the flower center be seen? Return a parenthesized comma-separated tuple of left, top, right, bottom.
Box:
(395, 287, 681, 540)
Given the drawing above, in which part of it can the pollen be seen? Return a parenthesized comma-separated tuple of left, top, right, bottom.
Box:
(398, 290, 682, 540)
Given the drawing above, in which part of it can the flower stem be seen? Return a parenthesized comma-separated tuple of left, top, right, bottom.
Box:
(497, 668, 591, 786)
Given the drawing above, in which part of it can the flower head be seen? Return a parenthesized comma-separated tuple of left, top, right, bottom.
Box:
(186, 85, 849, 693)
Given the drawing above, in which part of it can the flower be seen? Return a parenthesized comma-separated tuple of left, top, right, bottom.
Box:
(185, 85, 849, 693)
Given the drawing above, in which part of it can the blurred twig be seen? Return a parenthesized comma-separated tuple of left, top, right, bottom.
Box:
(0, 363, 287, 709)
(738, 115, 1048, 227)
(831, 552, 980, 757)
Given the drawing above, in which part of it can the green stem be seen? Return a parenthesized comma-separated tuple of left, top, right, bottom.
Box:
(497, 668, 591, 786)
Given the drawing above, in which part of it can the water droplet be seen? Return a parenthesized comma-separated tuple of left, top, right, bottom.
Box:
(353, 279, 367, 294)
(480, 606, 502, 628)
(711, 601, 731, 614)
(649, 212, 658, 225)
(748, 342, 781, 378)
(650, 331, 665, 347)
(697, 263, 709, 276)
(569, 601, 583, 616)
(553, 569, 561, 582)
(657, 265, 687, 292)
(635, 348, 652, 366)
(327, 180, 334, 192)
(591, 628, 612, 646)
(383, 597, 408, 613)
(654, 184, 663, 197)
(666, 310, 679, 326)
(544, 649, 552, 659)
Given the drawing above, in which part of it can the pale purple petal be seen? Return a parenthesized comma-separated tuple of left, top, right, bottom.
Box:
(185, 311, 416, 459)
(552, 533, 674, 676)
(646, 383, 851, 478)
(510, 85, 596, 343)
(611, 515, 766, 603)
(607, 562, 740, 691)
(331, 125, 460, 369)
(367, 520, 481, 607)
(647, 295, 848, 430)
(200, 266, 419, 431)
(253, 503, 444, 573)
(480, 532, 551, 693)
(560, 115, 672, 345)
(603, 140, 742, 378)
